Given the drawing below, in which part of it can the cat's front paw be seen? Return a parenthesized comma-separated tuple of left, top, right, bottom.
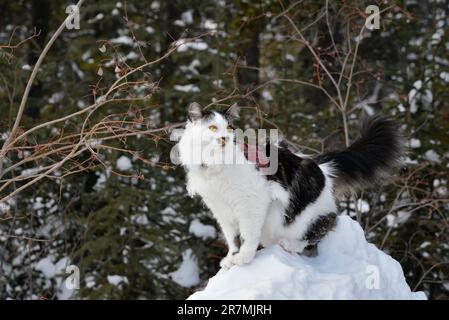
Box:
(220, 255, 234, 270)
(231, 249, 256, 266)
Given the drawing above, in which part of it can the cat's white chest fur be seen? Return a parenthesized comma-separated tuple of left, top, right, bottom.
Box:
(187, 162, 272, 223)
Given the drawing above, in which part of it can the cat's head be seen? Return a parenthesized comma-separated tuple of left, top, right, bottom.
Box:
(178, 102, 240, 167)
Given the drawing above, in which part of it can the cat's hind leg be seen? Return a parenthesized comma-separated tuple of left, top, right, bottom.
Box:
(302, 212, 337, 247)
(278, 212, 338, 255)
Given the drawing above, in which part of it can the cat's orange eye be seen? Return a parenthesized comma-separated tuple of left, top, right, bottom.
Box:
(208, 125, 218, 132)
(226, 126, 233, 132)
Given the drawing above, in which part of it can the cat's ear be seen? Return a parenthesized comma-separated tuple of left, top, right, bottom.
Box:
(226, 103, 240, 119)
(187, 102, 203, 121)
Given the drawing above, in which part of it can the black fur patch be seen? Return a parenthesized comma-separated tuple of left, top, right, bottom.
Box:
(267, 146, 326, 224)
(198, 110, 237, 127)
(302, 212, 337, 246)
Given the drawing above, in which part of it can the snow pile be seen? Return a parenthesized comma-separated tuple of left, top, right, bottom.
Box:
(188, 216, 426, 300)
(170, 249, 201, 288)
(35, 255, 74, 300)
(35, 256, 69, 279)
(189, 219, 216, 240)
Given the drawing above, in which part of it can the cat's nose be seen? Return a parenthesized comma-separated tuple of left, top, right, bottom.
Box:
(219, 137, 227, 146)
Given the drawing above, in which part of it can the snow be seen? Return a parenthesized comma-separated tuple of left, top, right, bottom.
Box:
(189, 219, 216, 240)
(145, 26, 155, 34)
(35, 256, 69, 279)
(0, 200, 12, 215)
(1, 131, 9, 141)
(88, 13, 104, 23)
(58, 281, 75, 300)
(408, 80, 432, 113)
(356, 199, 370, 213)
(212, 79, 223, 88)
(174, 19, 186, 27)
(174, 84, 200, 93)
(48, 92, 64, 104)
(174, 39, 208, 52)
(35, 256, 75, 299)
(107, 275, 129, 285)
(440, 71, 449, 82)
(161, 207, 184, 223)
(93, 171, 108, 191)
(150, 1, 160, 11)
(407, 53, 418, 61)
(262, 90, 273, 101)
(35, 257, 57, 279)
(182, 10, 194, 25)
(71, 62, 84, 79)
(131, 213, 149, 225)
(125, 51, 139, 60)
(403, 156, 418, 165)
(386, 211, 411, 228)
(409, 37, 423, 47)
(188, 216, 426, 300)
(203, 19, 218, 30)
(285, 53, 295, 62)
(161, 207, 177, 216)
(85, 276, 96, 288)
(431, 32, 442, 45)
(170, 249, 200, 288)
(32, 197, 45, 210)
(116, 155, 132, 171)
(110, 36, 134, 46)
(424, 149, 441, 164)
(21, 167, 42, 177)
(410, 138, 421, 149)
(180, 59, 200, 75)
(433, 179, 441, 188)
(419, 241, 431, 249)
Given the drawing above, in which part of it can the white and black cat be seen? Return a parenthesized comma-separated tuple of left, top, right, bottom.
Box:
(178, 102, 402, 269)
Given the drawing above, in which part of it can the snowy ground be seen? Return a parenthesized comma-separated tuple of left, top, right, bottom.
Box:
(189, 216, 427, 300)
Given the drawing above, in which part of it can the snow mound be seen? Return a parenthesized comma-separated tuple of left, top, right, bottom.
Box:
(170, 249, 201, 288)
(188, 216, 426, 300)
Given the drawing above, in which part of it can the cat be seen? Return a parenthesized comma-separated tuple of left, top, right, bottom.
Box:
(177, 102, 403, 269)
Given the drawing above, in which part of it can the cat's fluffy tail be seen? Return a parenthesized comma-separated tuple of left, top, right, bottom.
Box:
(315, 115, 404, 197)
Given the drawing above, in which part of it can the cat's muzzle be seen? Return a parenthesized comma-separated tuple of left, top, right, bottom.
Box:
(218, 137, 228, 147)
